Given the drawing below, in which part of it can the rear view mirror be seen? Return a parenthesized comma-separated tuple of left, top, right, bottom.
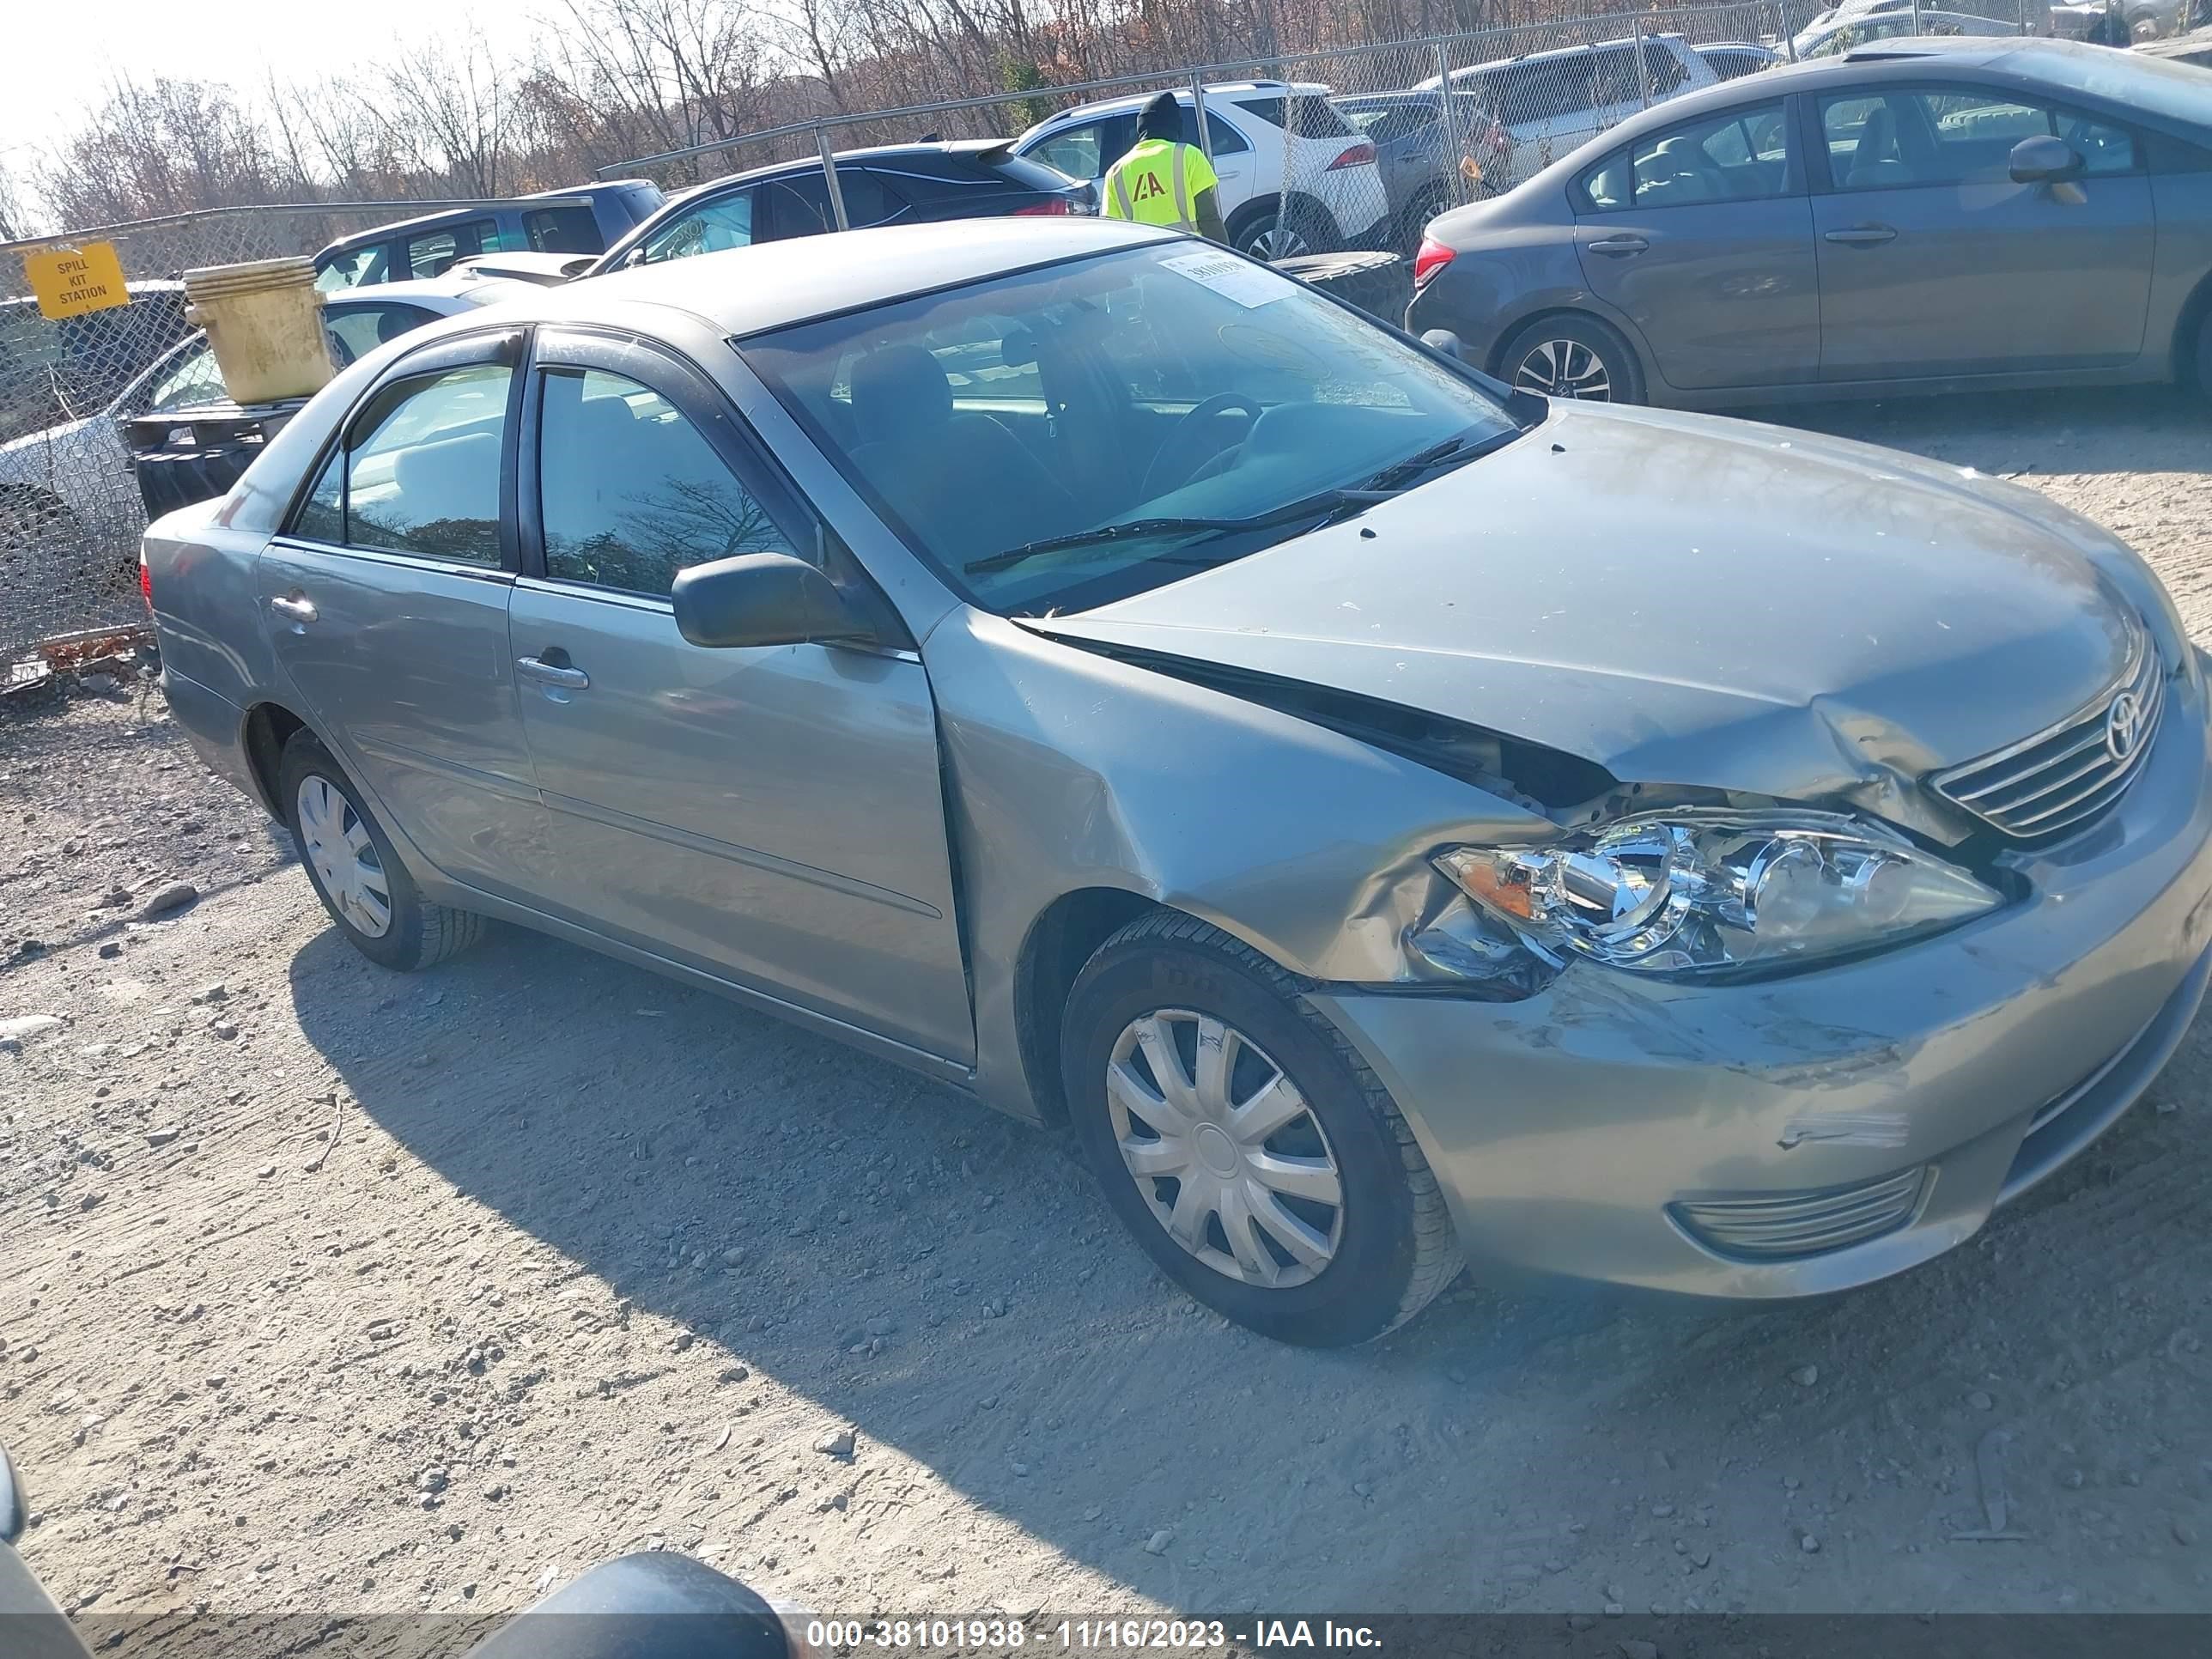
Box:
(2, 1443, 25, 1545)
(672, 553, 873, 650)
(2010, 135, 2083, 185)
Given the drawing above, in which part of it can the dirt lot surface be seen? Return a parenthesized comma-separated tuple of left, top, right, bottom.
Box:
(4, 387, 2212, 1631)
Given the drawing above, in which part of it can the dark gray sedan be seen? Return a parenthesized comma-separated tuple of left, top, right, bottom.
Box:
(1408, 39, 2212, 407)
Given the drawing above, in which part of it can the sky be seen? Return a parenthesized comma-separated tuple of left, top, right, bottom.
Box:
(2, 0, 530, 180)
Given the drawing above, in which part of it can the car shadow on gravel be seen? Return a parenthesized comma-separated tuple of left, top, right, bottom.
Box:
(284, 912, 2212, 1613)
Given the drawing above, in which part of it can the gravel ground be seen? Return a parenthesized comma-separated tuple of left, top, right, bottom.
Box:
(3, 386, 2212, 1632)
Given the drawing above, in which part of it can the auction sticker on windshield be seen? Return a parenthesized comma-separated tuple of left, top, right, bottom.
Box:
(23, 242, 130, 320)
(1162, 249, 1290, 309)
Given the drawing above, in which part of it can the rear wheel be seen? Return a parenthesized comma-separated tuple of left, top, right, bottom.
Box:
(1061, 913, 1460, 1346)
(1235, 199, 1334, 260)
(279, 732, 484, 971)
(1498, 313, 1644, 404)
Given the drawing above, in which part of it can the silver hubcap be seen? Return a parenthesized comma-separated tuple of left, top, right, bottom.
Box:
(1515, 338, 1613, 400)
(1249, 219, 1311, 259)
(296, 775, 392, 939)
(1106, 1010, 1345, 1288)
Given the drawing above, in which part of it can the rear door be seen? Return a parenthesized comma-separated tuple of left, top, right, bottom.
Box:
(258, 329, 551, 901)
(506, 328, 972, 1061)
(1809, 82, 2154, 378)
(1573, 96, 1820, 390)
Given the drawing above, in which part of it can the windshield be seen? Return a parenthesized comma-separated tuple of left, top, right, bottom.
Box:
(743, 242, 1522, 615)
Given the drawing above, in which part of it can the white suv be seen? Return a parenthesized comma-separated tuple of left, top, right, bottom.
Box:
(1013, 82, 1392, 258)
(1415, 34, 1719, 190)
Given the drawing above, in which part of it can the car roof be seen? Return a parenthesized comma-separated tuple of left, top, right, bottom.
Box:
(1029, 81, 1329, 125)
(1534, 36, 2057, 151)
(409, 218, 1176, 344)
(319, 190, 623, 254)
(661, 140, 1017, 208)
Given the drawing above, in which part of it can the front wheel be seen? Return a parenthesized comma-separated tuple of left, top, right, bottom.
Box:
(1061, 913, 1460, 1346)
(279, 731, 484, 971)
(1498, 313, 1644, 404)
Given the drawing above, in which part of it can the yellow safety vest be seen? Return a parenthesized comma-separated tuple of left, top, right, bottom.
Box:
(1103, 138, 1218, 232)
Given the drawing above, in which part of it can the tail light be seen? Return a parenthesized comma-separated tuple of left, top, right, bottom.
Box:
(1413, 236, 1455, 289)
(1012, 198, 1073, 216)
(138, 549, 152, 609)
(1327, 142, 1377, 171)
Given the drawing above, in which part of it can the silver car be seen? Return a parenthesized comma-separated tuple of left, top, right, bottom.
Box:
(146, 218, 2212, 1346)
(1407, 40, 2212, 409)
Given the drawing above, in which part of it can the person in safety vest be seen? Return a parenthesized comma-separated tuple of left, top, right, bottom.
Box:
(1101, 92, 1228, 242)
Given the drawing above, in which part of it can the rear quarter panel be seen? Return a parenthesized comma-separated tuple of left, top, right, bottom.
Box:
(2149, 169, 2212, 368)
(1407, 192, 1639, 369)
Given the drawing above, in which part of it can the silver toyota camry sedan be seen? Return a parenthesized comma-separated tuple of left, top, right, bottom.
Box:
(145, 218, 2212, 1346)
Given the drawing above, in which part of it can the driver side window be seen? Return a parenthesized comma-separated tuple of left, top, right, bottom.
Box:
(641, 191, 757, 264)
(1582, 100, 1790, 210)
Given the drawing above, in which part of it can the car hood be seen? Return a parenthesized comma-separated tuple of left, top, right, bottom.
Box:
(1026, 402, 2137, 833)
(0, 415, 104, 477)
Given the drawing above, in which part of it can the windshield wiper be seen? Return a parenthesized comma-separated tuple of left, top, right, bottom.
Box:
(965, 486, 1395, 576)
(1358, 427, 1520, 493)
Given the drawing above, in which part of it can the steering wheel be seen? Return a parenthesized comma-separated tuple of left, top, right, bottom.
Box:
(1139, 393, 1264, 499)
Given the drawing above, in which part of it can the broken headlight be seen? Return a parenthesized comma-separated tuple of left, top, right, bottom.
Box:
(1434, 811, 1999, 976)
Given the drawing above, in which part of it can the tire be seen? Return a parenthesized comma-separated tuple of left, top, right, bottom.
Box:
(1231, 199, 1332, 260)
(1060, 912, 1460, 1346)
(278, 731, 484, 972)
(1396, 183, 1449, 252)
(1497, 313, 1645, 404)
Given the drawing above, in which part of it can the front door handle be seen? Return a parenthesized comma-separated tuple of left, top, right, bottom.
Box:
(270, 594, 318, 623)
(516, 655, 590, 690)
(1587, 235, 1648, 255)
(1824, 225, 1898, 245)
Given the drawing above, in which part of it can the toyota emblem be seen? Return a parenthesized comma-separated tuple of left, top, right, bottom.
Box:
(2105, 690, 2144, 763)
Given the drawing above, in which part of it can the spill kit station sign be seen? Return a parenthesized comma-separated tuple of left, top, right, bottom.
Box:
(23, 242, 131, 320)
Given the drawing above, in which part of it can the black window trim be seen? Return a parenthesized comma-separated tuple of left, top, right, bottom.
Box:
(1573, 93, 1805, 215)
(1806, 76, 2148, 195)
(275, 325, 528, 580)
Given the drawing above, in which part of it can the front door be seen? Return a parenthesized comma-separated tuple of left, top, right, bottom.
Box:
(1809, 83, 2154, 380)
(506, 329, 972, 1062)
(1573, 96, 1819, 392)
(258, 329, 553, 902)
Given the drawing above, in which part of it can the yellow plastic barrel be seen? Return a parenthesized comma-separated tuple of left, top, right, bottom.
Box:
(182, 258, 332, 405)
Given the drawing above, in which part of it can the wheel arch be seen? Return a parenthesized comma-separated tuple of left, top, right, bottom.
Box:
(2172, 265, 2212, 387)
(1486, 303, 1655, 398)
(1012, 886, 1170, 1125)
(240, 701, 316, 819)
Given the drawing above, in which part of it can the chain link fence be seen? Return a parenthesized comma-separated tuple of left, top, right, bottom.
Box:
(0, 200, 580, 660)
(4, 0, 2063, 662)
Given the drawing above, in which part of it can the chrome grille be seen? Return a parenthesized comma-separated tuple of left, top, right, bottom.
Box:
(1934, 639, 2165, 841)
(1671, 1167, 1929, 1261)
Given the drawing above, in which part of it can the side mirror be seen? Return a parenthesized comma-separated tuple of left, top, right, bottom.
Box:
(1420, 327, 1472, 363)
(2010, 135, 2083, 185)
(672, 553, 873, 650)
(2, 1442, 26, 1545)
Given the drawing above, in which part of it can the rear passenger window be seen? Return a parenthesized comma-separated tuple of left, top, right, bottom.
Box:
(536, 368, 787, 596)
(524, 204, 600, 252)
(1582, 100, 1790, 210)
(294, 363, 511, 563)
(405, 218, 498, 279)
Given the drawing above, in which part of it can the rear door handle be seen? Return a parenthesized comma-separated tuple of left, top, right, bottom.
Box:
(516, 655, 589, 690)
(1824, 225, 1898, 245)
(1587, 235, 1648, 255)
(270, 594, 318, 623)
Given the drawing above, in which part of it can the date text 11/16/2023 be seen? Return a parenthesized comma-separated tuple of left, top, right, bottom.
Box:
(803, 1620, 1384, 1650)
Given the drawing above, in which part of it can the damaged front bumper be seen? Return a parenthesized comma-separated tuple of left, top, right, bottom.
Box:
(1309, 668, 2212, 1300)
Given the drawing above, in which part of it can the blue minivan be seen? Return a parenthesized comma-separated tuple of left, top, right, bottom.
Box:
(313, 182, 665, 292)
